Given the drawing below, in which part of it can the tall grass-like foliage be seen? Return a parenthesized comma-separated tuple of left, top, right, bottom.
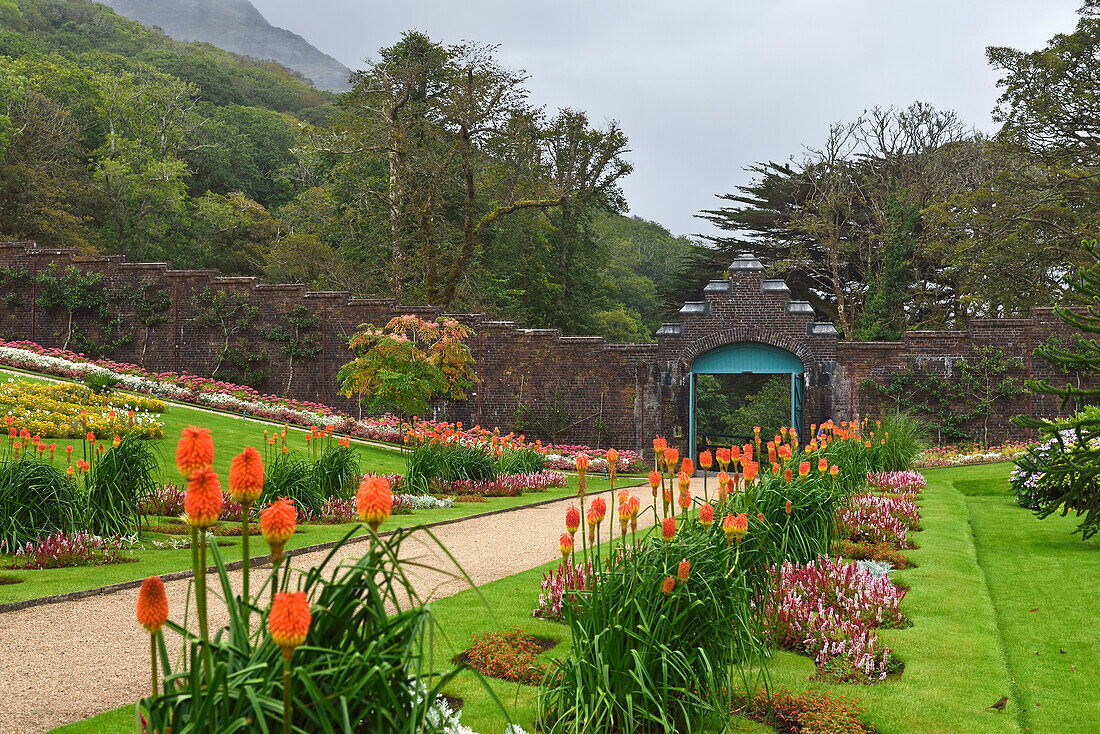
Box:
(404, 440, 496, 495)
(85, 435, 159, 535)
(259, 453, 323, 514)
(537, 526, 765, 733)
(0, 459, 79, 547)
(143, 526, 482, 732)
(877, 412, 927, 471)
(311, 444, 361, 499)
(496, 445, 545, 475)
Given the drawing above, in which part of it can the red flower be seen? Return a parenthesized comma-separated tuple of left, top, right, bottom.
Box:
(785, 499, 793, 514)
(575, 453, 589, 474)
(681, 458, 694, 476)
(559, 532, 573, 560)
(185, 469, 222, 529)
(269, 591, 311, 659)
(677, 559, 690, 583)
(818, 458, 828, 474)
(699, 503, 714, 528)
(744, 462, 759, 483)
(590, 497, 607, 523)
(661, 576, 676, 595)
(136, 576, 168, 633)
(798, 461, 810, 478)
(357, 476, 392, 531)
(664, 448, 679, 473)
(784, 469, 793, 483)
(678, 471, 691, 493)
(228, 446, 264, 504)
(261, 497, 297, 560)
(662, 516, 676, 542)
(698, 450, 713, 470)
(565, 504, 581, 535)
(176, 426, 214, 476)
(648, 470, 661, 494)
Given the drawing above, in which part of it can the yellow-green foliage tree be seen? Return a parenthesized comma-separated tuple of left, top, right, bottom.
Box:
(337, 315, 478, 417)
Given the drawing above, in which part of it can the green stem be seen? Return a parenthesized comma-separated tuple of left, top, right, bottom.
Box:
(197, 532, 212, 689)
(241, 502, 251, 615)
(150, 633, 158, 699)
(283, 656, 293, 734)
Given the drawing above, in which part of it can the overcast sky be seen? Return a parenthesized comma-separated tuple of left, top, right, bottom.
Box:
(252, 0, 1081, 240)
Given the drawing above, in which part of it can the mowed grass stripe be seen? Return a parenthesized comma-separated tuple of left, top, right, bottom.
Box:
(964, 462, 1100, 733)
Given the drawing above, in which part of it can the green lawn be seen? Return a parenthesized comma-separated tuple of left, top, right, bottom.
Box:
(0, 371, 632, 604)
(43, 459, 1100, 733)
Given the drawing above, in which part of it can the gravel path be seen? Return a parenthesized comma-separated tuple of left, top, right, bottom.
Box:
(0, 483, 665, 734)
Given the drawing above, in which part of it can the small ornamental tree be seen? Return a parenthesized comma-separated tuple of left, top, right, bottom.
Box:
(337, 315, 478, 417)
(1014, 240, 1100, 538)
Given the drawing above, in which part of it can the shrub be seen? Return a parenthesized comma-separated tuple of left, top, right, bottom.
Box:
(143, 526, 478, 732)
(876, 412, 926, 471)
(85, 434, 159, 536)
(0, 459, 79, 547)
(464, 628, 547, 685)
(311, 444, 360, 499)
(404, 440, 496, 495)
(537, 525, 764, 733)
(258, 452, 323, 515)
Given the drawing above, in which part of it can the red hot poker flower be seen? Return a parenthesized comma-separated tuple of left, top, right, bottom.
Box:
(176, 426, 214, 476)
(661, 516, 676, 542)
(269, 591, 311, 659)
(661, 576, 676, 595)
(185, 469, 222, 529)
(136, 576, 168, 633)
(228, 446, 265, 504)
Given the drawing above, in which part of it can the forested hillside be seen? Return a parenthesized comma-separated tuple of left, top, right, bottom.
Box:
(0, 3, 709, 341)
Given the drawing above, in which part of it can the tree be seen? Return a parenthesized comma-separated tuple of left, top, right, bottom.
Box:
(337, 315, 478, 417)
(1014, 241, 1100, 538)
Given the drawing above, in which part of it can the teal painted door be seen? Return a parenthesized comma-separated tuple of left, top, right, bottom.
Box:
(689, 343, 805, 460)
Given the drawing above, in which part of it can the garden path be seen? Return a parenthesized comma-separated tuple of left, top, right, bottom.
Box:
(0, 482, 668, 734)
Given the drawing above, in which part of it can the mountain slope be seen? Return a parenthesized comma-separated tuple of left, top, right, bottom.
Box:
(101, 0, 351, 91)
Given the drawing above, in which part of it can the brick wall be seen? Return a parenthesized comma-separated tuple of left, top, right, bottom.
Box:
(0, 242, 1080, 451)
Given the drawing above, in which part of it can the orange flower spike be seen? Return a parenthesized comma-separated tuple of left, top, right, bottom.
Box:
(559, 532, 573, 561)
(661, 516, 676, 542)
(664, 448, 679, 474)
(112, 436, 121, 448)
(818, 458, 828, 474)
(269, 591, 311, 659)
(722, 514, 737, 545)
(785, 499, 793, 514)
(677, 559, 690, 583)
(356, 476, 393, 532)
(648, 470, 661, 497)
(699, 450, 713, 470)
(136, 576, 169, 633)
(699, 503, 714, 528)
(185, 469, 223, 529)
(176, 426, 214, 477)
(733, 513, 748, 542)
(261, 497, 297, 562)
(661, 576, 676, 595)
(586, 505, 600, 543)
(678, 487, 692, 510)
(681, 457, 694, 476)
(677, 471, 690, 493)
(784, 468, 793, 483)
(606, 448, 619, 477)
(590, 496, 607, 523)
(743, 462, 759, 483)
(798, 461, 810, 478)
(830, 465, 839, 478)
(575, 453, 589, 475)
(228, 446, 265, 504)
(653, 435, 667, 456)
(565, 504, 581, 535)
(715, 447, 730, 470)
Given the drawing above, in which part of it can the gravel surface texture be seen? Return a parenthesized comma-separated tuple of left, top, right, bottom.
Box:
(0, 482, 665, 734)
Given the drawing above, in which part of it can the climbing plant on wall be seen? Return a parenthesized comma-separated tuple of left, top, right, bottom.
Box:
(261, 304, 321, 395)
(35, 264, 110, 351)
(125, 278, 171, 367)
(863, 345, 1024, 445)
(191, 287, 259, 378)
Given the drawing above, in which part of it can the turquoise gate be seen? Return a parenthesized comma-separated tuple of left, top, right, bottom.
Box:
(688, 342, 805, 458)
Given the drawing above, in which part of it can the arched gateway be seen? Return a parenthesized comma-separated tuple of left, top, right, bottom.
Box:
(645, 254, 838, 457)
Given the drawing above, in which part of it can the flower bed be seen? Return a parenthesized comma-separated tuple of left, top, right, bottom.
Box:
(442, 470, 568, 498)
(1, 531, 137, 569)
(734, 686, 877, 734)
(459, 628, 550, 685)
(0, 378, 165, 439)
(865, 470, 926, 497)
(916, 441, 1030, 468)
(765, 556, 906, 682)
(0, 339, 635, 470)
(837, 493, 920, 548)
